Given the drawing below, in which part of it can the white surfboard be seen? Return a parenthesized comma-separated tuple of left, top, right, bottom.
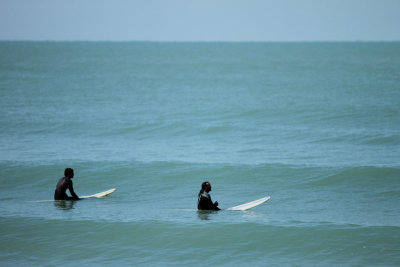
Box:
(30, 188, 116, 202)
(80, 188, 116, 199)
(227, 196, 270, 211)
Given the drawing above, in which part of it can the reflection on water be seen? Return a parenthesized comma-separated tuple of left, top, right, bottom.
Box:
(54, 200, 76, 210)
(197, 210, 219, 221)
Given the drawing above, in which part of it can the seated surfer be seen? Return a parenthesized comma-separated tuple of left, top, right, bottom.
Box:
(54, 168, 80, 200)
(198, 181, 220, 210)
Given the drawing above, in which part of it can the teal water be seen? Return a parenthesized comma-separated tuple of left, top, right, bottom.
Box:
(0, 42, 399, 266)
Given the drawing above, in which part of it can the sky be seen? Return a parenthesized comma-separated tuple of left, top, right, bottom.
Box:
(0, 0, 399, 42)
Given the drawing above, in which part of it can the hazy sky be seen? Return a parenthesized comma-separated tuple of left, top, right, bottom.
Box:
(0, 0, 399, 41)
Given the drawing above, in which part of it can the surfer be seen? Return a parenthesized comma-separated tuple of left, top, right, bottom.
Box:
(198, 181, 220, 210)
(54, 168, 80, 200)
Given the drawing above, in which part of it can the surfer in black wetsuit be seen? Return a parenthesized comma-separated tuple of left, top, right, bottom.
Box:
(54, 168, 80, 200)
(198, 181, 220, 210)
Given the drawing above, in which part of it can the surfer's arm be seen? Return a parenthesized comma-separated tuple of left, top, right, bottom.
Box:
(199, 196, 220, 210)
(208, 196, 220, 210)
(68, 180, 80, 200)
(212, 202, 221, 210)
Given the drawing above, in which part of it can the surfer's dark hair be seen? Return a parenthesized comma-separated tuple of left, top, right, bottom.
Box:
(198, 181, 210, 197)
(64, 168, 74, 177)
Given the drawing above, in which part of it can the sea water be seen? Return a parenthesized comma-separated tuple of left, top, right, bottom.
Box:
(0, 42, 399, 266)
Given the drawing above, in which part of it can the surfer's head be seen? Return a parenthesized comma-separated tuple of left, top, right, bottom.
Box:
(202, 181, 212, 192)
(64, 168, 74, 178)
(198, 181, 212, 197)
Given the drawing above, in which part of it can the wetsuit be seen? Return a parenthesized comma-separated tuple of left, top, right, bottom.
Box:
(198, 191, 220, 210)
(54, 176, 79, 200)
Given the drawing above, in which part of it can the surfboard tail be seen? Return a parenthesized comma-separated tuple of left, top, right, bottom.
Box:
(228, 196, 270, 211)
(80, 188, 116, 199)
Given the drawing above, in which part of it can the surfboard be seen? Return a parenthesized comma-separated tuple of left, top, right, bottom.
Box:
(80, 188, 116, 199)
(227, 196, 270, 211)
(30, 188, 116, 202)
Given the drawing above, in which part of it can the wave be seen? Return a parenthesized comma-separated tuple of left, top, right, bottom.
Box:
(304, 166, 400, 188)
(362, 134, 400, 145)
(1, 216, 399, 266)
(2, 160, 399, 189)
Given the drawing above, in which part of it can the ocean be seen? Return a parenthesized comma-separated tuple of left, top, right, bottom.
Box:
(0, 41, 399, 266)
